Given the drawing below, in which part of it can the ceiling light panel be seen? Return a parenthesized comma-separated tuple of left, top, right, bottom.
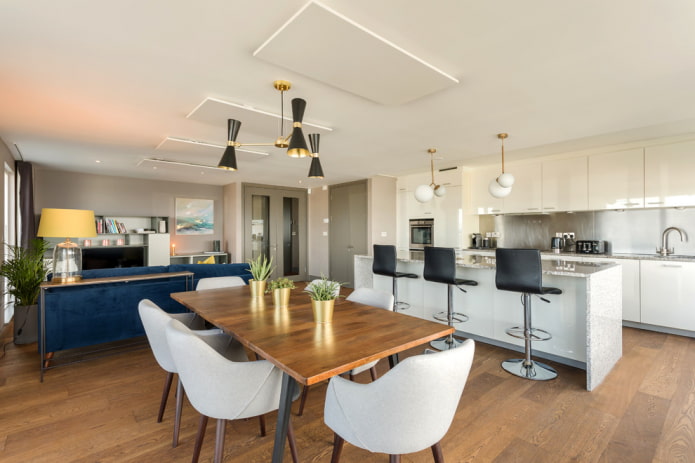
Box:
(156, 136, 270, 157)
(253, 1, 458, 105)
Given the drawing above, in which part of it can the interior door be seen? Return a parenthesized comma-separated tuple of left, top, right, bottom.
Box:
(243, 185, 307, 281)
(329, 181, 367, 287)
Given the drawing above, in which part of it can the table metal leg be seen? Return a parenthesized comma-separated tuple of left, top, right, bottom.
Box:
(272, 372, 297, 463)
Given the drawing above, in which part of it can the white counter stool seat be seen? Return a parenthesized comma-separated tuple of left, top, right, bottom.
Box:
(373, 244, 418, 311)
(495, 248, 562, 381)
(424, 247, 477, 350)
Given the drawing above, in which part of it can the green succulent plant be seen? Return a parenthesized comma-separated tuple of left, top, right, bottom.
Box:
(304, 276, 343, 301)
(246, 254, 274, 281)
(266, 277, 296, 293)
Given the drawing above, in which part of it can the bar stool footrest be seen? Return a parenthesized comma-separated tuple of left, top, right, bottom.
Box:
(430, 336, 465, 351)
(433, 311, 468, 324)
(394, 301, 410, 311)
(501, 358, 557, 381)
(505, 326, 552, 341)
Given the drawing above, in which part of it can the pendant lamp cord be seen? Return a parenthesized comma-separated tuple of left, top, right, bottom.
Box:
(279, 90, 285, 138)
(430, 153, 435, 186)
(501, 136, 505, 174)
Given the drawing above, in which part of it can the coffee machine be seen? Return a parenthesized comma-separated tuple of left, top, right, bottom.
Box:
(470, 233, 483, 249)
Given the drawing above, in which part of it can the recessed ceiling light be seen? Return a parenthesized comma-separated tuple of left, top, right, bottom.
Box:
(95, 160, 102, 163)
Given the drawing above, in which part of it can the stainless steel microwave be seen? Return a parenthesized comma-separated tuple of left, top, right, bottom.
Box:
(409, 218, 434, 249)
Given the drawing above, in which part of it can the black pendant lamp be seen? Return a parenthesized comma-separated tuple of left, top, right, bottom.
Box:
(308, 133, 324, 179)
(218, 119, 240, 170)
(286, 98, 310, 158)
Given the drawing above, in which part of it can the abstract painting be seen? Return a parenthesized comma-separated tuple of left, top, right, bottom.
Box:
(175, 198, 214, 235)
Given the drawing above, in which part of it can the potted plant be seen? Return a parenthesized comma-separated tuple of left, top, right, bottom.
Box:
(266, 277, 296, 308)
(0, 238, 50, 344)
(304, 276, 343, 323)
(246, 254, 274, 298)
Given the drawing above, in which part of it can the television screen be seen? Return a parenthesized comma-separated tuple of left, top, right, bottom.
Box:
(82, 246, 145, 270)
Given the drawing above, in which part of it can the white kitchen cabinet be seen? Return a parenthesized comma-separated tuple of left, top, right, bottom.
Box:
(645, 140, 695, 207)
(588, 148, 644, 210)
(542, 157, 588, 212)
(501, 162, 543, 214)
(640, 260, 695, 331)
(432, 185, 463, 248)
(470, 165, 504, 214)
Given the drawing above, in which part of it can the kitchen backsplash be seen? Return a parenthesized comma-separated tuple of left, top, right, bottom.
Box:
(479, 208, 695, 255)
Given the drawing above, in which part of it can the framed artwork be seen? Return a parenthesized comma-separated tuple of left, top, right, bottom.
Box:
(175, 198, 214, 235)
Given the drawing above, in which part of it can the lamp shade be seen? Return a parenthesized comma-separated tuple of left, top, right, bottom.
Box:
(308, 156, 324, 178)
(488, 179, 512, 198)
(497, 172, 515, 188)
(218, 145, 238, 171)
(37, 208, 97, 238)
(287, 98, 310, 158)
(434, 184, 446, 197)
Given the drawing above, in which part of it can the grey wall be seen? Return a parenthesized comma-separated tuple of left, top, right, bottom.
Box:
(308, 186, 329, 278)
(368, 175, 397, 248)
(482, 208, 695, 255)
(34, 168, 226, 255)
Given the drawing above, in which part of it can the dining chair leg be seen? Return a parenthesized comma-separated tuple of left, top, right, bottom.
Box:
(157, 372, 174, 423)
(173, 377, 184, 448)
(214, 419, 226, 463)
(330, 433, 344, 463)
(258, 414, 266, 436)
(431, 442, 444, 463)
(287, 420, 299, 463)
(389, 455, 401, 463)
(297, 385, 309, 416)
(192, 414, 208, 463)
(369, 366, 378, 381)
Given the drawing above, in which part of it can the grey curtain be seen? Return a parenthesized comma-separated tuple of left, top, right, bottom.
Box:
(15, 161, 35, 248)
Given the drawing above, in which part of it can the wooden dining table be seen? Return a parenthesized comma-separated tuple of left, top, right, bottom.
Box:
(170, 283, 454, 463)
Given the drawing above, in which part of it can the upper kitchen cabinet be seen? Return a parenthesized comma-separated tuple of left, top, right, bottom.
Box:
(645, 140, 695, 207)
(500, 162, 543, 214)
(542, 157, 588, 212)
(470, 165, 504, 214)
(588, 148, 644, 210)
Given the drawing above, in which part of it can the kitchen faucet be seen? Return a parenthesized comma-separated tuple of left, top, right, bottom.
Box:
(657, 226, 686, 256)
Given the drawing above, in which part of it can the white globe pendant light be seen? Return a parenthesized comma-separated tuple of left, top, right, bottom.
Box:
(415, 184, 434, 203)
(489, 133, 515, 198)
(414, 148, 446, 203)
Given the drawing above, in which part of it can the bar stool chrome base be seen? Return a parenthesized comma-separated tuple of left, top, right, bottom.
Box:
(430, 334, 464, 351)
(394, 301, 411, 311)
(501, 358, 557, 381)
(433, 311, 468, 324)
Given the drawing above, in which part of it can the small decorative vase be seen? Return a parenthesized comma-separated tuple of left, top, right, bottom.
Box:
(249, 279, 266, 298)
(312, 299, 335, 323)
(273, 287, 291, 308)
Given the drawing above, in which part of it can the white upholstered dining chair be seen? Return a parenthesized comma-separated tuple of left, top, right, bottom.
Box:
(196, 276, 246, 290)
(137, 299, 248, 447)
(165, 318, 299, 463)
(296, 287, 394, 416)
(324, 339, 475, 462)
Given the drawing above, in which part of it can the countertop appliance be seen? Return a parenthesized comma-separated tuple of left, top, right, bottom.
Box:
(470, 233, 483, 249)
(575, 240, 605, 254)
(409, 218, 434, 250)
(550, 237, 564, 253)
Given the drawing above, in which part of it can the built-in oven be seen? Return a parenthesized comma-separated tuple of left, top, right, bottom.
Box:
(409, 218, 434, 250)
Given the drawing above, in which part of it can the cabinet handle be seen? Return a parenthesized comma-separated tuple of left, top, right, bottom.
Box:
(491, 209, 501, 213)
(647, 201, 664, 205)
(661, 264, 682, 268)
(526, 208, 540, 211)
(623, 202, 640, 206)
(543, 206, 556, 210)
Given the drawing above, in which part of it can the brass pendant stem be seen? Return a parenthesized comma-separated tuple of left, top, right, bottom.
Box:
(497, 133, 508, 174)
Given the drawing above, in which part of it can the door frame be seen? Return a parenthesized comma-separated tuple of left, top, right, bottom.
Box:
(242, 183, 307, 281)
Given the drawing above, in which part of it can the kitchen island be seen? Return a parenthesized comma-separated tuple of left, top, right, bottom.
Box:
(354, 253, 622, 391)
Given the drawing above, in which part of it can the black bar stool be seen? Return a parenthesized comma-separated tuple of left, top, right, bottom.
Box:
(495, 248, 562, 380)
(372, 245, 418, 311)
(423, 247, 477, 350)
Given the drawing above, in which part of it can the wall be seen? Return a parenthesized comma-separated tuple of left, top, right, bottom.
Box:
(34, 168, 226, 256)
(222, 182, 242, 262)
(368, 175, 397, 249)
(0, 141, 16, 325)
(307, 185, 329, 278)
(484, 208, 695, 255)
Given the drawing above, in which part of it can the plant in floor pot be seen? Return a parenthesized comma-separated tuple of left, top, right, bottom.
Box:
(0, 239, 50, 344)
(304, 276, 343, 323)
(246, 254, 274, 298)
(266, 277, 295, 308)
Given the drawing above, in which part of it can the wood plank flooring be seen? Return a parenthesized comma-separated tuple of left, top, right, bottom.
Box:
(1, 325, 694, 462)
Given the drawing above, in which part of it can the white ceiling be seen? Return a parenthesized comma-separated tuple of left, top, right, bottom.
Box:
(2, 0, 695, 188)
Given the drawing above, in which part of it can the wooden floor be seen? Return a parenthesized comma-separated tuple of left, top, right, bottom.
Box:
(1, 325, 694, 463)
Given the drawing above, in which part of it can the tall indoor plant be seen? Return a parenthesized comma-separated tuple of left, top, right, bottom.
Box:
(0, 238, 50, 344)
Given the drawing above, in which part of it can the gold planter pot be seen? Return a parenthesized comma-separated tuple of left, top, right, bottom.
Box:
(311, 299, 335, 323)
(249, 279, 266, 299)
(272, 287, 291, 308)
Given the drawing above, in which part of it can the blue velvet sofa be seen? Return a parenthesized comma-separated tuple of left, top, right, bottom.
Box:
(39, 263, 251, 354)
